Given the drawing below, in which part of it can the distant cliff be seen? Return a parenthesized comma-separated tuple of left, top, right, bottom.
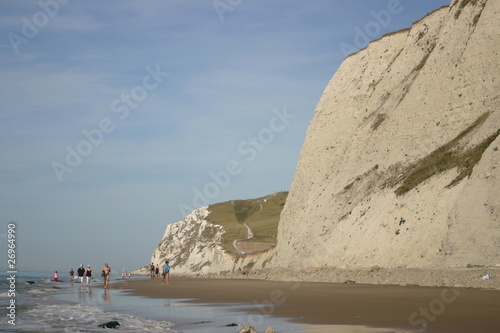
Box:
(145, 193, 286, 275)
(271, 0, 499, 269)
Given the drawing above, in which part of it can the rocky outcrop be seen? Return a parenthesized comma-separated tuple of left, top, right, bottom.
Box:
(149, 207, 230, 274)
(270, 0, 499, 269)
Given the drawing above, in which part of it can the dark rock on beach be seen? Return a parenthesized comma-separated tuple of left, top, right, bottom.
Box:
(98, 321, 120, 328)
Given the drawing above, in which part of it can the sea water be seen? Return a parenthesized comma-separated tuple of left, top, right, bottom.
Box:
(0, 271, 175, 332)
(0, 271, 317, 333)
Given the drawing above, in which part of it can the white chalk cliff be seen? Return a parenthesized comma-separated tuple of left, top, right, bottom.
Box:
(148, 194, 281, 275)
(271, 0, 499, 269)
(150, 207, 229, 274)
(147, 0, 499, 276)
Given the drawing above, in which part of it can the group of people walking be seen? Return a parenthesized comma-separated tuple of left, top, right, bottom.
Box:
(62, 261, 170, 287)
(68, 263, 112, 288)
(149, 261, 170, 285)
(149, 263, 159, 278)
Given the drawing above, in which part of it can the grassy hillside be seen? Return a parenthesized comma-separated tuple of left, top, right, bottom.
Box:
(206, 192, 288, 255)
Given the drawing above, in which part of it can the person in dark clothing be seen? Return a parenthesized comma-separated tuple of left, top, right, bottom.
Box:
(85, 265, 93, 286)
(77, 265, 85, 284)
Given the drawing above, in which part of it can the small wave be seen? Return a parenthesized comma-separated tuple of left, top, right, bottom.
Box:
(12, 304, 176, 332)
(26, 288, 52, 294)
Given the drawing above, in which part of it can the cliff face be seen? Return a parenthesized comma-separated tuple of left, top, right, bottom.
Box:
(271, 0, 499, 269)
(148, 193, 285, 275)
(150, 207, 231, 274)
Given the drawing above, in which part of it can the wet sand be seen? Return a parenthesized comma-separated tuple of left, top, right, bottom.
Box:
(113, 277, 500, 332)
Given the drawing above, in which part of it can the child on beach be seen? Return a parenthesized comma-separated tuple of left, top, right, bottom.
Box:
(53, 271, 59, 282)
(161, 260, 170, 285)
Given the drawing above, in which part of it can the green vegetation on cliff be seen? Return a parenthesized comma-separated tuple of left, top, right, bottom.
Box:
(394, 112, 498, 195)
(206, 192, 288, 255)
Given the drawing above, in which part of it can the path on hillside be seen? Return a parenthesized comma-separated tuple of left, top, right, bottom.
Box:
(244, 221, 254, 239)
(233, 221, 254, 254)
(232, 201, 264, 254)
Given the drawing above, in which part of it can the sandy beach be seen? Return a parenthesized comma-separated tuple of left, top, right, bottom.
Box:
(113, 277, 500, 333)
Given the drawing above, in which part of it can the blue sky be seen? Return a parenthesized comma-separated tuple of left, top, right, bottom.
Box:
(0, 0, 449, 273)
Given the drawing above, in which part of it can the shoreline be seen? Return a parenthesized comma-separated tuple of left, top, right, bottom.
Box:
(132, 266, 500, 290)
(203, 266, 500, 290)
(113, 276, 500, 333)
